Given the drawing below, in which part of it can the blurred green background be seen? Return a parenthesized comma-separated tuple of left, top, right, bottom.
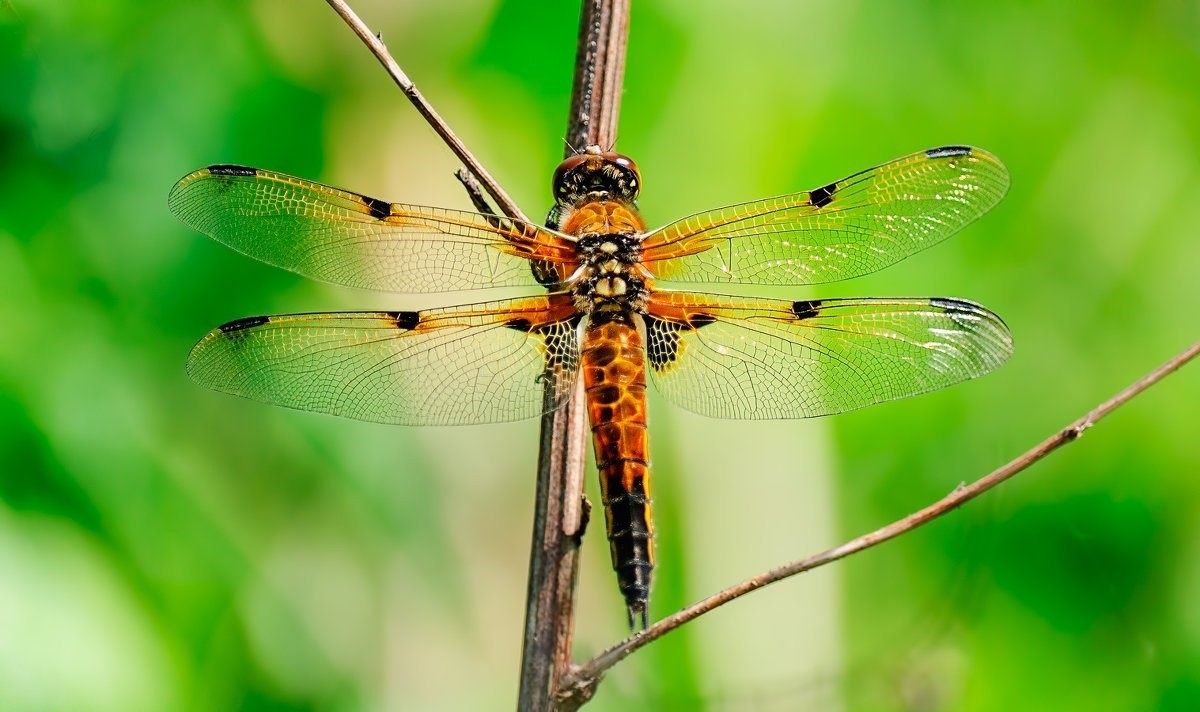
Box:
(2, 1, 1199, 710)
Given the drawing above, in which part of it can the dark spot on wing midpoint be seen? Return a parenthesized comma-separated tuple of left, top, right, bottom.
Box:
(685, 313, 717, 328)
(925, 146, 972, 159)
(809, 181, 837, 209)
(387, 311, 421, 330)
(505, 317, 533, 332)
(363, 195, 391, 220)
(791, 299, 823, 319)
(208, 164, 257, 177)
(219, 315, 270, 333)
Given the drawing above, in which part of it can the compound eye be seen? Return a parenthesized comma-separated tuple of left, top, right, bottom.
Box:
(610, 154, 640, 183)
(606, 153, 641, 196)
(552, 155, 589, 198)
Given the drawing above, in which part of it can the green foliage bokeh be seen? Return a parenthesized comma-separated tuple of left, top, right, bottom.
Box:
(1, 1, 1198, 710)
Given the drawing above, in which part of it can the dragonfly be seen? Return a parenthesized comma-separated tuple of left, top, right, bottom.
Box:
(170, 144, 1012, 629)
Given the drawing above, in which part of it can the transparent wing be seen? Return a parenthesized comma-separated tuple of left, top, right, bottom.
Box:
(169, 165, 578, 293)
(640, 146, 1009, 285)
(644, 291, 1011, 419)
(187, 294, 580, 425)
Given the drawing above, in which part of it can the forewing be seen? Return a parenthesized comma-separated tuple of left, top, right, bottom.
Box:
(169, 165, 577, 293)
(187, 295, 580, 425)
(640, 146, 1009, 285)
(645, 292, 1011, 419)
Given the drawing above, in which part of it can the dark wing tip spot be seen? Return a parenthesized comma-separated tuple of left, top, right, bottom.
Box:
(363, 195, 391, 220)
(925, 145, 973, 159)
(387, 311, 421, 330)
(929, 297, 1012, 340)
(505, 317, 533, 332)
(929, 297, 980, 312)
(218, 315, 270, 333)
(207, 164, 258, 177)
(809, 182, 837, 209)
(791, 299, 823, 319)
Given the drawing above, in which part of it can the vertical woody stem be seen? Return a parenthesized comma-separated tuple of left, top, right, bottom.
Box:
(518, 1, 630, 710)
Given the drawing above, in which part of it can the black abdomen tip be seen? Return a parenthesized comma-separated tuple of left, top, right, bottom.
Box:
(626, 600, 649, 631)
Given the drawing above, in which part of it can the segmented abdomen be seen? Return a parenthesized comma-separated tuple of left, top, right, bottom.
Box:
(580, 314, 653, 628)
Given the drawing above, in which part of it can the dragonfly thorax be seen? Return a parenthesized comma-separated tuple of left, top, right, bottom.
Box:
(571, 232, 648, 315)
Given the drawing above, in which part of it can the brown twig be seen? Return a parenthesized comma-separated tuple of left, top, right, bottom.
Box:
(518, 2, 630, 711)
(453, 168, 508, 231)
(557, 339, 1200, 702)
(520, 378, 589, 712)
(564, 0, 631, 152)
(453, 168, 498, 217)
(322, 0, 530, 223)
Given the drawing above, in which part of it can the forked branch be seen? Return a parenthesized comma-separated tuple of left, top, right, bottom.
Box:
(556, 338, 1200, 702)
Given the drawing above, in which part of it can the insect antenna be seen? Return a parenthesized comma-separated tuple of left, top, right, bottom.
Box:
(562, 136, 584, 156)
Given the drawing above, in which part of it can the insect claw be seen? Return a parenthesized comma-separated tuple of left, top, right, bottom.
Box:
(626, 601, 649, 631)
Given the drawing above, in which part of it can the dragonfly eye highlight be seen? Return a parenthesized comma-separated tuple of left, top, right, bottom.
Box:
(552, 151, 642, 204)
(607, 154, 640, 182)
(552, 155, 591, 201)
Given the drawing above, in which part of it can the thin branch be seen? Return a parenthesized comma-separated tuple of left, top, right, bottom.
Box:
(453, 168, 499, 219)
(519, 2, 631, 711)
(559, 338, 1200, 701)
(564, 0, 631, 152)
(322, 0, 530, 224)
(520, 378, 589, 712)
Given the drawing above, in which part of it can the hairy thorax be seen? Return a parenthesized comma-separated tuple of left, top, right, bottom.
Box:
(558, 195, 652, 317)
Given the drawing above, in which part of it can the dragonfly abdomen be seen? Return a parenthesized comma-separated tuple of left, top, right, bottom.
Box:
(581, 314, 654, 629)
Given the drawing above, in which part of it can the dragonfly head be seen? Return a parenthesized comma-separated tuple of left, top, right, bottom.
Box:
(552, 145, 641, 206)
